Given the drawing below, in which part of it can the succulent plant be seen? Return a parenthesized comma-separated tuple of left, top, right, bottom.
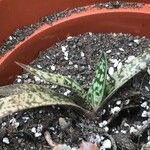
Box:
(0, 51, 149, 118)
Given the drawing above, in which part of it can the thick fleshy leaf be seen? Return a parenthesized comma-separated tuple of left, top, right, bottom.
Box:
(0, 84, 42, 97)
(101, 51, 150, 108)
(0, 84, 87, 118)
(86, 52, 107, 109)
(105, 74, 116, 96)
(16, 62, 85, 99)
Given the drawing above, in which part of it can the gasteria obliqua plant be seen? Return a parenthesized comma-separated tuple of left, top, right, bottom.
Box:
(0, 51, 149, 118)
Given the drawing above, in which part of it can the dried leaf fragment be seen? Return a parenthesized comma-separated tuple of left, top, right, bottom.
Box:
(79, 141, 99, 150)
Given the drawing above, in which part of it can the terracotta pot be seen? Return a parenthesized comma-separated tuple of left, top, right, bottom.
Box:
(0, 0, 108, 46)
(1, 5, 150, 86)
(0, 0, 150, 46)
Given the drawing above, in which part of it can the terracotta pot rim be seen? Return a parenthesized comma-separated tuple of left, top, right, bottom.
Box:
(0, 3, 148, 57)
(0, 0, 149, 46)
(1, 5, 150, 64)
(1, 6, 150, 85)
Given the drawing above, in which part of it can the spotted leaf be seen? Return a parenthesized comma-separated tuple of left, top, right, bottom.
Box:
(101, 51, 150, 108)
(16, 62, 85, 99)
(0, 84, 87, 118)
(86, 52, 107, 110)
(0, 83, 42, 97)
(105, 73, 116, 96)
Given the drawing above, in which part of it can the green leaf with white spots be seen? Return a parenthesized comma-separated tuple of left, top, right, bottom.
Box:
(0, 84, 40, 97)
(101, 51, 150, 109)
(16, 62, 85, 99)
(105, 73, 116, 96)
(0, 84, 87, 118)
(86, 52, 107, 110)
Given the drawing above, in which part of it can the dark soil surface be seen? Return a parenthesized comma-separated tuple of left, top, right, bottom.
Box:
(0, 32, 149, 150)
(0, 1, 144, 56)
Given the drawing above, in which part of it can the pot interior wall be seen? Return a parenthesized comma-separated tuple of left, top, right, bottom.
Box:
(0, 10, 150, 85)
(0, 0, 150, 46)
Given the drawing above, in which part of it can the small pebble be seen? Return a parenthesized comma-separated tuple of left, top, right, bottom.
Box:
(51, 65, 56, 71)
(9, 118, 20, 128)
(22, 116, 30, 123)
(88, 65, 91, 70)
(67, 36, 73, 40)
(89, 134, 101, 144)
(99, 120, 107, 127)
(137, 125, 142, 130)
(134, 39, 140, 44)
(143, 120, 148, 125)
(145, 86, 149, 92)
(141, 102, 148, 108)
(147, 67, 150, 75)
(111, 106, 121, 114)
(14, 122, 20, 129)
(130, 126, 137, 133)
(104, 127, 109, 132)
(102, 139, 112, 149)
(46, 55, 50, 59)
(124, 123, 130, 127)
(71, 148, 77, 150)
(1, 122, 6, 127)
(74, 64, 78, 68)
(125, 99, 130, 105)
(49, 127, 55, 131)
(59, 117, 70, 130)
(64, 52, 69, 60)
(119, 48, 124, 51)
(113, 60, 119, 68)
(64, 90, 71, 96)
(9, 36, 13, 40)
(147, 112, 150, 117)
(102, 109, 106, 115)
(89, 32, 93, 36)
(114, 130, 119, 134)
(2, 137, 10, 144)
(121, 130, 127, 134)
(116, 100, 121, 105)
(37, 124, 43, 132)
(147, 136, 150, 141)
(106, 50, 112, 53)
(110, 58, 118, 64)
(108, 67, 114, 76)
(37, 65, 42, 69)
(34, 132, 42, 138)
(69, 61, 73, 65)
(17, 78, 22, 83)
(80, 51, 85, 57)
(100, 136, 105, 141)
(141, 110, 148, 117)
(146, 106, 149, 110)
(61, 46, 67, 52)
(31, 127, 37, 133)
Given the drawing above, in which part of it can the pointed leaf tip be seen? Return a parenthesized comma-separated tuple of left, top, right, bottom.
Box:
(16, 62, 86, 100)
(86, 52, 107, 109)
